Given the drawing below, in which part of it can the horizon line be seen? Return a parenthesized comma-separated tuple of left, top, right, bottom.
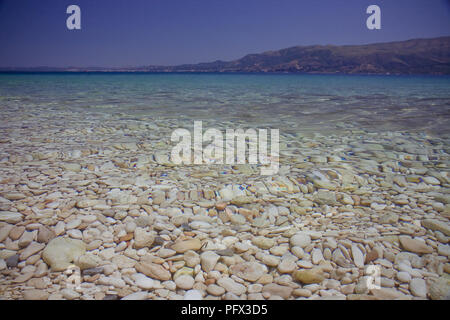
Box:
(1, 35, 449, 70)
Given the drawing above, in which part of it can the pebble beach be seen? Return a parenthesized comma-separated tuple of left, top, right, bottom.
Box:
(0, 73, 449, 300)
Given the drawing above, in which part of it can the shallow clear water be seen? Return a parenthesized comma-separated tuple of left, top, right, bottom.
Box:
(0, 73, 449, 136)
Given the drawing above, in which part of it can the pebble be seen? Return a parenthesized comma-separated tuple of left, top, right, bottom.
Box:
(437, 244, 450, 257)
(23, 289, 49, 300)
(61, 288, 81, 300)
(290, 232, 311, 248)
(262, 283, 293, 299)
(42, 237, 86, 271)
(132, 273, 155, 290)
(397, 272, 411, 283)
(135, 262, 171, 281)
(421, 219, 450, 237)
(37, 226, 56, 243)
(6, 254, 19, 268)
(121, 292, 148, 300)
(410, 278, 427, 298)
(252, 236, 276, 250)
(293, 268, 325, 284)
(200, 251, 220, 273)
(207, 284, 226, 296)
(229, 262, 267, 282)
(311, 248, 324, 264)
(0, 211, 23, 223)
(184, 289, 203, 300)
(171, 238, 202, 253)
(217, 277, 246, 296)
(9, 226, 25, 240)
(20, 242, 45, 260)
(175, 275, 195, 290)
(351, 245, 364, 268)
(428, 277, 450, 300)
(399, 236, 433, 254)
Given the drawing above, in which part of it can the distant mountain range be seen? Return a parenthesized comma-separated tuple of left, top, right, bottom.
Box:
(2, 36, 450, 75)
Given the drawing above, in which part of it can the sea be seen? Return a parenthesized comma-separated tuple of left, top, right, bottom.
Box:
(0, 72, 449, 137)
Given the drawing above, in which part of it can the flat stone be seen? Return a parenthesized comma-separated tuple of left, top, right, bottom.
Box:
(75, 253, 101, 270)
(23, 289, 49, 300)
(42, 237, 86, 271)
(0, 211, 23, 223)
(183, 289, 203, 300)
(183, 250, 200, 268)
(171, 238, 202, 253)
(152, 191, 166, 205)
(66, 218, 81, 230)
(396, 272, 411, 283)
(19, 231, 37, 248)
(423, 176, 440, 185)
(314, 190, 337, 205)
(121, 292, 148, 300)
(262, 254, 280, 267)
(20, 242, 45, 260)
(0, 258, 5, 270)
(0, 224, 13, 242)
(37, 226, 56, 243)
(61, 163, 82, 172)
(14, 272, 34, 283)
(293, 268, 325, 284)
(2, 192, 26, 200)
(437, 244, 450, 257)
(217, 277, 246, 296)
(365, 249, 379, 263)
(429, 277, 450, 300)
(200, 251, 220, 273)
(82, 267, 104, 276)
(277, 259, 297, 274)
(175, 275, 195, 290)
(410, 278, 427, 298)
(262, 283, 293, 299)
(9, 226, 25, 240)
(132, 273, 155, 290)
(399, 236, 433, 254)
(133, 228, 155, 249)
(252, 236, 276, 250)
(112, 255, 137, 269)
(351, 245, 365, 268)
(6, 254, 19, 268)
(422, 219, 450, 237)
(370, 288, 407, 300)
(229, 262, 267, 282)
(61, 288, 81, 300)
(311, 249, 324, 264)
(97, 276, 126, 288)
(135, 262, 171, 281)
(67, 229, 82, 239)
(158, 248, 176, 258)
(207, 284, 226, 296)
(290, 232, 311, 248)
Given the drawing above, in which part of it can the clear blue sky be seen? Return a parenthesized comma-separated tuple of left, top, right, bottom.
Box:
(0, 0, 449, 67)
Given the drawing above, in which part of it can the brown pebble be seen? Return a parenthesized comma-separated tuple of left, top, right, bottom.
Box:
(119, 233, 133, 242)
(37, 226, 56, 243)
(215, 202, 227, 211)
(9, 226, 26, 241)
(365, 249, 379, 263)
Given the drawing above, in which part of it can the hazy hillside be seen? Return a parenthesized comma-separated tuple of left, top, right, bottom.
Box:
(2, 37, 450, 74)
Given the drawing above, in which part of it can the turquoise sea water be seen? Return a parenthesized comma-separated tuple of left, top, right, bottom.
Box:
(0, 73, 449, 135)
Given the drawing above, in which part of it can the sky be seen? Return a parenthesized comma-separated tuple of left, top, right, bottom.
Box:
(0, 0, 449, 68)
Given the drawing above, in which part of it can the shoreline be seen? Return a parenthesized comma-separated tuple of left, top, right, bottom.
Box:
(1, 105, 449, 300)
